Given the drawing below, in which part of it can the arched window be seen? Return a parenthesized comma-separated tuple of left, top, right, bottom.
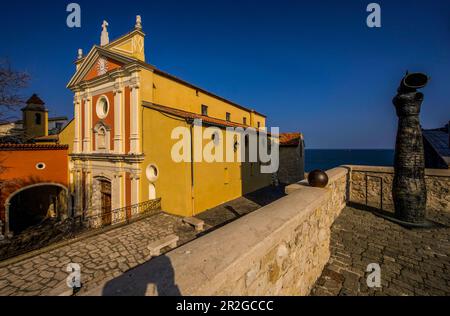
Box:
(148, 183, 156, 200)
(94, 122, 111, 153)
(97, 127, 106, 150)
(35, 113, 42, 125)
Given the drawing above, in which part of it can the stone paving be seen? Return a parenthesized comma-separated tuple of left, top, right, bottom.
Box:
(0, 185, 285, 296)
(311, 207, 450, 296)
(0, 212, 197, 296)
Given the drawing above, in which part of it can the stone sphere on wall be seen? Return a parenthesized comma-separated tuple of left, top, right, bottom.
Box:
(308, 170, 329, 188)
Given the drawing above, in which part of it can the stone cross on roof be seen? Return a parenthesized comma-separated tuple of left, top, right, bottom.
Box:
(100, 20, 109, 46)
(135, 15, 142, 30)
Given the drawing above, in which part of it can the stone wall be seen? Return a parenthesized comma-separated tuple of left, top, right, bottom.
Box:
(278, 145, 305, 184)
(346, 165, 450, 213)
(88, 167, 348, 296)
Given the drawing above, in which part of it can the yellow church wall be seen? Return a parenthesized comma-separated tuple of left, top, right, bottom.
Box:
(140, 105, 271, 217)
(191, 128, 241, 214)
(57, 119, 75, 194)
(139, 69, 155, 103)
(189, 128, 272, 215)
(152, 72, 266, 128)
(141, 108, 192, 217)
(138, 70, 271, 216)
(58, 119, 74, 154)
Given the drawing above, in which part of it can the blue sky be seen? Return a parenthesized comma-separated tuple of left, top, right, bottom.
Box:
(1, 0, 449, 148)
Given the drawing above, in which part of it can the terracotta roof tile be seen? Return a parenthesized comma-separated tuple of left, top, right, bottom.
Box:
(143, 102, 253, 129)
(22, 94, 47, 111)
(26, 94, 45, 105)
(0, 143, 68, 151)
(279, 133, 302, 146)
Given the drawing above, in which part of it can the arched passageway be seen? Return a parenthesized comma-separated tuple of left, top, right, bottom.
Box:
(6, 184, 68, 236)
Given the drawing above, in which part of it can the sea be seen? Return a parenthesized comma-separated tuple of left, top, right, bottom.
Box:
(304, 149, 395, 172)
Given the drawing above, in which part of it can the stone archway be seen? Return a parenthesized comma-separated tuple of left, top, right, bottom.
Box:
(4, 183, 69, 237)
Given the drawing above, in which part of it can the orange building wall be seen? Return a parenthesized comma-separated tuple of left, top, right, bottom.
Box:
(0, 146, 69, 222)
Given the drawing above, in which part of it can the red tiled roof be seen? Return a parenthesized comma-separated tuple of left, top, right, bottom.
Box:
(0, 143, 68, 151)
(143, 102, 253, 129)
(279, 133, 302, 146)
(22, 94, 47, 112)
(26, 94, 45, 105)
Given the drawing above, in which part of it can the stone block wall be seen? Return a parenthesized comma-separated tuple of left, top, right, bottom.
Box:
(278, 145, 305, 184)
(346, 165, 450, 213)
(89, 167, 348, 296)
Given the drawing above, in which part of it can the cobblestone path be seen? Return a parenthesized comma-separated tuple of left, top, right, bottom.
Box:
(0, 186, 284, 296)
(311, 207, 450, 296)
(0, 213, 197, 296)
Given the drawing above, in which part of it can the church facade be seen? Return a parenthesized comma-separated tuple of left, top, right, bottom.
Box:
(64, 16, 271, 222)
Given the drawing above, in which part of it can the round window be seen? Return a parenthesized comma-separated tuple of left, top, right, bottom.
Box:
(96, 96, 109, 119)
(146, 164, 159, 182)
(36, 162, 46, 170)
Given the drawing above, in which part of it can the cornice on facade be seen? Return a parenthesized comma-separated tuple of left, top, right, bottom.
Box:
(70, 152, 145, 163)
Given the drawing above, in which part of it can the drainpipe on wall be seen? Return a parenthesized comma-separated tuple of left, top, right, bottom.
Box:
(186, 118, 195, 216)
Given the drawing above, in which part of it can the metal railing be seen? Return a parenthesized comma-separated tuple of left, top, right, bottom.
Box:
(0, 199, 162, 262)
(83, 198, 162, 229)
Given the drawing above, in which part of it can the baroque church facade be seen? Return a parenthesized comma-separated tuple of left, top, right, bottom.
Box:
(64, 16, 271, 223)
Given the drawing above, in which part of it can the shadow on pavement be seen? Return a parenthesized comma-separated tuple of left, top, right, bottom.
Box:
(101, 255, 181, 296)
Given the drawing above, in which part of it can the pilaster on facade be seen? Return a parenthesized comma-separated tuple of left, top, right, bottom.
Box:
(84, 169, 93, 212)
(130, 172, 141, 215)
(73, 93, 82, 154)
(83, 94, 93, 153)
(129, 74, 141, 155)
(74, 168, 83, 217)
(113, 82, 124, 154)
(113, 171, 124, 210)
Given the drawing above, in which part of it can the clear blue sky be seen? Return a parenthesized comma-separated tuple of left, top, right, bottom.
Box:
(1, 0, 449, 149)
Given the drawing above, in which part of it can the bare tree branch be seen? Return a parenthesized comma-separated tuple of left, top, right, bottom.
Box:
(0, 59, 30, 121)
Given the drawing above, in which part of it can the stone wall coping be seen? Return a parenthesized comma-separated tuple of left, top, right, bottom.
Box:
(285, 167, 348, 195)
(342, 165, 450, 177)
(86, 178, 346, 296)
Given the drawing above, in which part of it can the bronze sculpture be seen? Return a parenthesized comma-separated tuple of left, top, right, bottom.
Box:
(392, 72, 429, 226)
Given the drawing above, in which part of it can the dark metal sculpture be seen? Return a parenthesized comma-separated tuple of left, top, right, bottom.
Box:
(308, 169, 329, 188)
(392, 72, 429, 225)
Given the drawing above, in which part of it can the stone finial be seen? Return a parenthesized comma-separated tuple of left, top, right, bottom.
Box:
(135, 15, 142, 30)
(100, 20, 110, 46)
(77, 48, 83, 60)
